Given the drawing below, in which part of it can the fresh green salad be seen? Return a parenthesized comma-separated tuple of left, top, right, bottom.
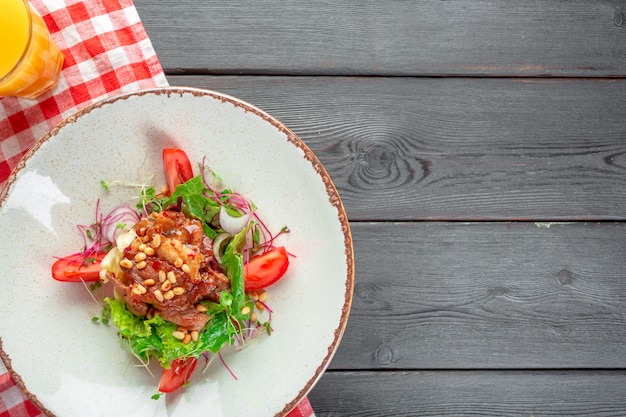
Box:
(52, 148, 290, 396)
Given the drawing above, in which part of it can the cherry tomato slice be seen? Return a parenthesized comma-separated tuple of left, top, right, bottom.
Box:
(158, 357, 198, 393)
(162, 148, 194, 195)
(51, 252, 106, 282)
(244, 246, 290, 291)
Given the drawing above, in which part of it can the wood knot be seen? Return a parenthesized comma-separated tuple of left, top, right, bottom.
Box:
(349, 136, 430, 190)
(557, 269, 573, 285)
(488, 286, 509, 297)
(374, 344, 398, 365)
(364, 143, 394, 172)
(358, 141, 399, 183)
(355, 282, 375, 300)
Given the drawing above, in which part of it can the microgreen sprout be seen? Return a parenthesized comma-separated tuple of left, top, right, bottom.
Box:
(90, 298, 111, 324)
(218, 351, 237, 380)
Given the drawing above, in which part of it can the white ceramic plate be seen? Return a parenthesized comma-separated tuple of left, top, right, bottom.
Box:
(0, 87, 353, 417)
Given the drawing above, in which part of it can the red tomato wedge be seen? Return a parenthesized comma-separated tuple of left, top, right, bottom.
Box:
(244, 246, 290, 291)
(162, 148, 194, 195)
(51, 252, 106, 282)
(158, 357, 198, 393)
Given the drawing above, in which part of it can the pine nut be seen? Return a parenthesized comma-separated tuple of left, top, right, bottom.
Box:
(241, 306, 251, 315)
(167, 271, 177, 284)
(151, 234, 161, 248)
(173, 287, 185, 295)
(174, 257, 184, 268)
(255, 301, 265, 311)
(138, 243, 147, 252)
(181, 264, 191, 274)
(143, 278, 155, 287)
(143, 246, 155, 256)
(182, 334, 192, 344)
(132, 284, 147, 295)
(250, 312, 258, 322)
(164, 290, 175, 300)
(134, 252, 147, 262)
(191, 330, 199, 342)
(258, 291, 268, 302)
(153, 289, 164, 302)
(172, 331, 185, 340)
(195, 304, 208, 312)
(158, 270, 166, 283)
(119, 259, 133, 269)
(136, 260, 147, 270)
(161, 281, 172, 291)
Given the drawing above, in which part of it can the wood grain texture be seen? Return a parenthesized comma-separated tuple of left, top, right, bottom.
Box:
(308, 370, 626, 416)
(328, 222, 626, 370)
(131, 3, 626, 413)
(134, 0, 626, 76)
(168, 75, 626, 221)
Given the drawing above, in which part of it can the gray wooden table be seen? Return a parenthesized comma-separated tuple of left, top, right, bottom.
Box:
(134, 1, 626, 415)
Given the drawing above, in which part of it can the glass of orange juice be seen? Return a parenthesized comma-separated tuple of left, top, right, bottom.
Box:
(0, 0, 64, 99)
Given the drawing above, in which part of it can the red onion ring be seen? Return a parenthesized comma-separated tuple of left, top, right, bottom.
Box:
(219, 205, 251, 234)
(102, 206, 140, 243)
(212, 232, 231, 264)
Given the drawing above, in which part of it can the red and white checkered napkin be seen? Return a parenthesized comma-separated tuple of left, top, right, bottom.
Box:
(0, 1, 315, 416)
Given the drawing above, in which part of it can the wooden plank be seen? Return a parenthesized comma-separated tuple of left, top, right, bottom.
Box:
(328, 222, 626, 370)
(308, 370, 626, 416)
(135, 0, 626, 77)
(168, 75, 626, 221)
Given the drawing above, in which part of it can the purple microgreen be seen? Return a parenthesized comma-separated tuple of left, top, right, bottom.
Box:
(218, 351, 237, 381)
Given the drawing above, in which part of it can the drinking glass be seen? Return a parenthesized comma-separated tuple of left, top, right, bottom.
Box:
(0, 0, 64, 99)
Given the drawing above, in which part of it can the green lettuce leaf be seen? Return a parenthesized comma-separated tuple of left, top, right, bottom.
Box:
(106, 296, 237, 368)
(163, 176, 220, 238)
(221, 228, 251, 322)
(106, 297, 164, 361)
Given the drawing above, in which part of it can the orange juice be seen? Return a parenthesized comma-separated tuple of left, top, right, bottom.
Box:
(0, 0, 64, 99)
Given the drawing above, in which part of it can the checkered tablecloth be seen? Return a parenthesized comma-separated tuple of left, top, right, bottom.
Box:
(0, 1, 315, 416)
